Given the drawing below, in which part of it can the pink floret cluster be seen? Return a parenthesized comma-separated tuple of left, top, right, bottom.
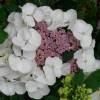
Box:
(35, 21, 80, 66)
(69, 59, 78, 74)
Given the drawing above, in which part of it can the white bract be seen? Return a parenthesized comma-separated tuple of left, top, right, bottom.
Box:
(91, 91, 100, 100)
(0, 39, 11, 67)
(7, 12, 16, 23)
(43, 65, 56, 85)
(71, 19, 93, 48)
(28, 84, 50, 100)
(0, 80, 26, 96)
(33, 67, 47, 84)
(45, 57, 63, 77)
(48, 9, 64, 30)
(12, 28, 41, 51)
(8, 54, 33, 73)
(43, 57, 70, 85)
(13, 13, 25, 31)
(4, 23, 17, 38)
(80, 35, 92, 48)
(71, 19, 93, 40)
(25, 81, 38, 92)
(33, 8, 45, 22)
(22, 14, 35, 27)
(63, 9, 77, 29)
(48, 9, 77, 30)
(21, 3, 37, 15)
(6, 12, 26, 32)
(12, 45, 21, 56)
(74, 48, 100, 73)
(39, 6, 53, 25)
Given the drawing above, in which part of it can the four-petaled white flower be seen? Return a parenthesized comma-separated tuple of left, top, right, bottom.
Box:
(12, 28, 41, 51)
(71, 19, 93, 48)
(74, 48, 100, 73)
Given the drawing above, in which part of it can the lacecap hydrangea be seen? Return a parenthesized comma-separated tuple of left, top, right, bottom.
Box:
(0, 2, 99, 100)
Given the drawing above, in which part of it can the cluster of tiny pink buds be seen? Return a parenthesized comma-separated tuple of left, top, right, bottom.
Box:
(35, 21, 80, 66)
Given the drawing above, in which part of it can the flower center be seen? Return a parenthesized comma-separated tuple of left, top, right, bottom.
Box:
(34, 21, 80, 66)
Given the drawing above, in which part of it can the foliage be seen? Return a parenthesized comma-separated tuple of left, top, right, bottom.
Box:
(84, 69, 100, 92)
(58, 74, 92, 100)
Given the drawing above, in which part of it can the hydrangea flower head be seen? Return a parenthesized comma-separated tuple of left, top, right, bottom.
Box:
(0, 2, 99, 100)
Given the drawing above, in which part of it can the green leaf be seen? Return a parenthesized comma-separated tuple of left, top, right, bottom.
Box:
(0, 29, 8, 44)
(72, 69, 85, 86)
(62, 51, 75, 62)
(52, 0, 76, 11)
(9, 95, 25, 100)
(74, 0, 97, 27)
(0, 93, 25, 100)
(0, 6, 7, 29)
(84, 69, 100, 91)
(43, 95, 59, 100)
(31, 0, 60, 6)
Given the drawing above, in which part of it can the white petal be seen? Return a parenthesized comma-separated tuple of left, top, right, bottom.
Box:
(12, 35, 25, 47)
(90, 39, 96, 48)
(63, 9, 77, 29)
(22, 28, 31, 40)
(14, 13, 25, 31)
(22, 14, 35, 27)
(91, 91, 100, 100)
(39, 85, 50, 96)
(52, 57, 63, 67)
(39, 6, 52, 14)
(12, 45, 21, 56)
(22, 43, 35, 51)
(21, 3, 37, 15)
(39, 6, 52, 25)
(45, 57, 63, 77)
(44, 15, 52, 25)
(54, 67, 62, 78)
(29, 28, 41, 48)
(45, 57, 54, 66)
(28, 84, 50, 99)
(48, 9, 64, 30)
(21, 28, 41, 51)
(43, 65, 56, 85)
(74, 48, 98, 73)
(5, 71, 22, 82)
(25, 81, 38, 92)
(80, 36, 92, 48)
(51, 9, 64, 22)
(4, 23, 17, 38)
(71, 19, 93, 40)
(23, 51, 36, 60)
(0, 56, 7, 67)
(74, 49, 82, 59)
(28, 91, 43, 99)
(33, 8, 44, 22)
(8, 54, 20, 71)
(17, 58, 33, 73)
(15, 82, 26, 94)
(0, 67, 11, 77)
(61, 63, 71, 75)
(0, 82, 15, 96)
(33, 67, 47, 84)
(7, 12, 16, 23)
(20, 74, 33, 83)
